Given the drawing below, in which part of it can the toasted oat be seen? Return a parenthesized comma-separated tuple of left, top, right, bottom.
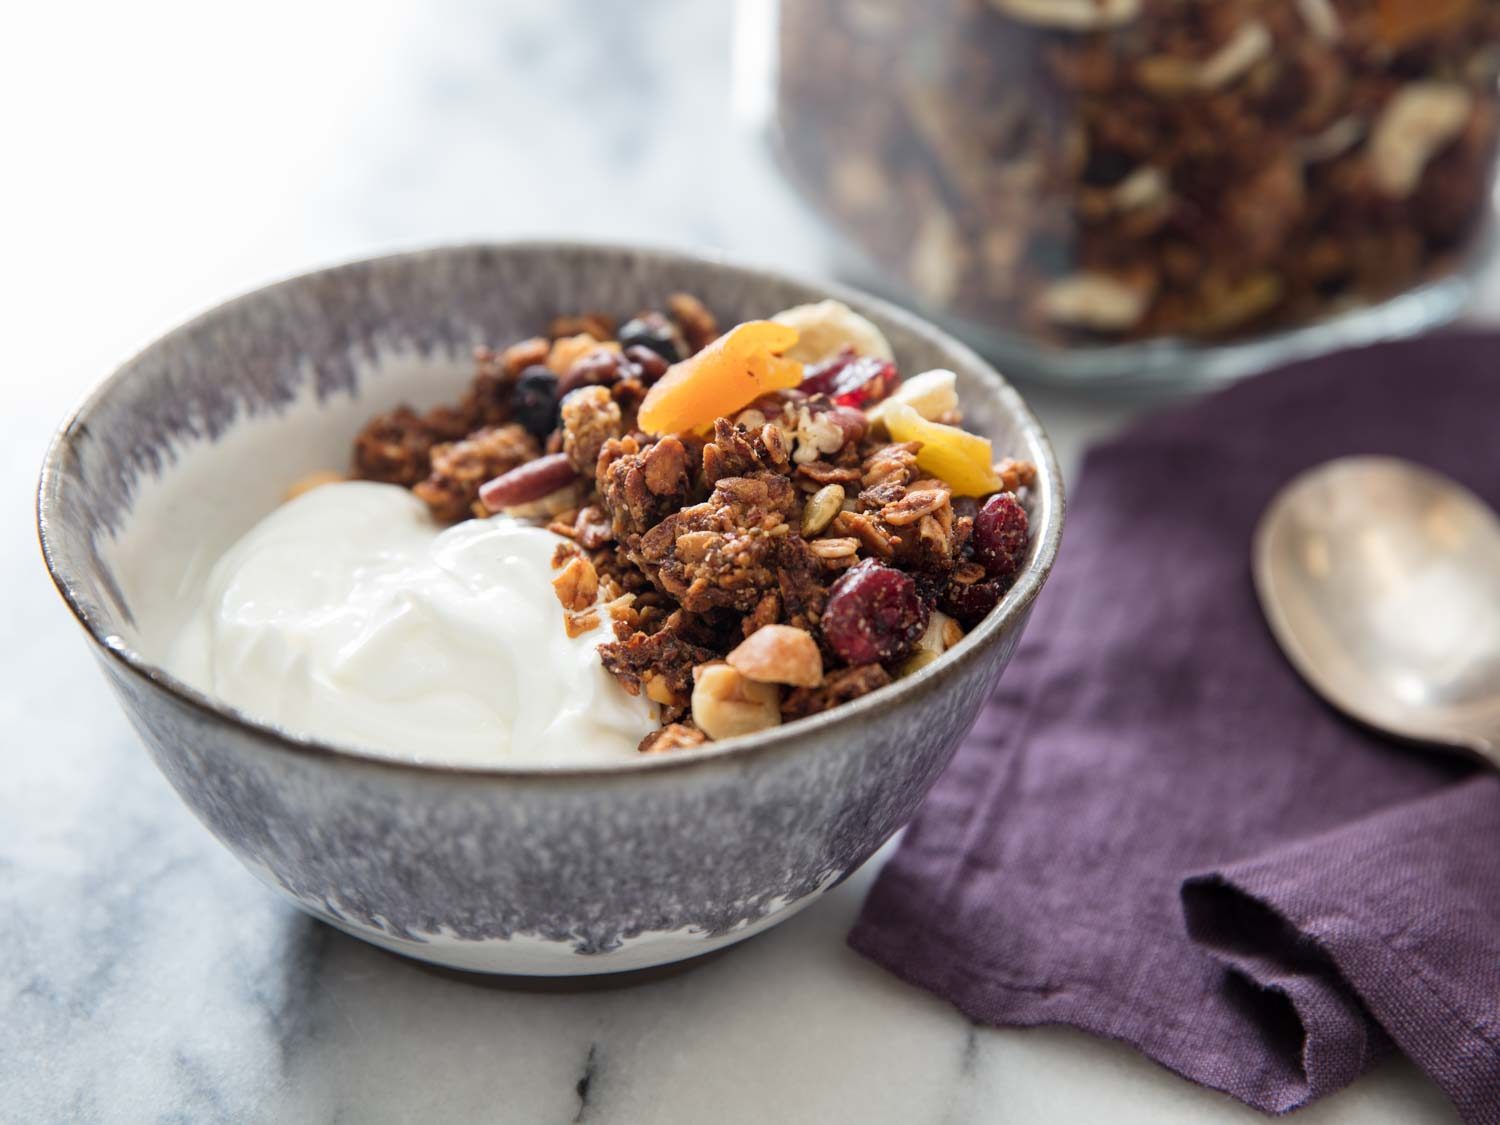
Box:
(832, 510, 896, 559)
(881, 488, 950, 528)
(810, 536, 860, 562)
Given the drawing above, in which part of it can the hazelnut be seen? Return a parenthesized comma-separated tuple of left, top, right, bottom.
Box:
(691, 663, 782, 741)
(726, 625, 824, 688)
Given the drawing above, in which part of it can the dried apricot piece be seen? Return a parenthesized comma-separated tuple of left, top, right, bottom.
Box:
(881, 402, 1001, 498)
(638, 321, 803, 435)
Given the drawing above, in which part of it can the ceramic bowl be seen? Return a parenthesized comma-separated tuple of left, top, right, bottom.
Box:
(37, 242, 1064, 975)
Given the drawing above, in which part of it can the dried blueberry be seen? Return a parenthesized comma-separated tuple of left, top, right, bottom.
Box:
(973, 492, 1029, 579)
(512, 365, 560, 437)
(821, 559, 929, 666)
(618, 313, 684, 364)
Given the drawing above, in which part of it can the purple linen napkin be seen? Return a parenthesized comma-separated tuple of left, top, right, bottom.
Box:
(849, 334, 1500, 1120)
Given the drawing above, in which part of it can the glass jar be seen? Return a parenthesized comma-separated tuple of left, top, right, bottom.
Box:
(773, 0, 1500, 387)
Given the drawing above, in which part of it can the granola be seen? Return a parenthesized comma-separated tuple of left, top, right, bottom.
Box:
(350, 295, 1036, 751)
(776, 0, 1500, 345)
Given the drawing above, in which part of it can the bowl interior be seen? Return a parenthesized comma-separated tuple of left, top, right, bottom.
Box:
(39, 242, 1062, 769)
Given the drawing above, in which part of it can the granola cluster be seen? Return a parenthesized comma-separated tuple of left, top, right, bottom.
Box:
(350, 296, 1035, 751)
(777, 0, 1500, 344)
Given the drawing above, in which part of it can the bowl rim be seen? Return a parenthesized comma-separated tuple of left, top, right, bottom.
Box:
(37, 238, 1065, 780)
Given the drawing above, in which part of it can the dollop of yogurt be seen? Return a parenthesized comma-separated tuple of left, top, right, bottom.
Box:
(166, 481, 656, 765)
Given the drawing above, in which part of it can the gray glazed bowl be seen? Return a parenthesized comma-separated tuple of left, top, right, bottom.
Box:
(38, 242, 1063, 975)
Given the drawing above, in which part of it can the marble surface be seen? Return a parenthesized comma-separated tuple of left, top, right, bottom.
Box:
(2, 1, 1486, 1121)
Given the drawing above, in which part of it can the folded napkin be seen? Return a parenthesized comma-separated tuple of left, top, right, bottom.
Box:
(849, 334, 1500, 1121)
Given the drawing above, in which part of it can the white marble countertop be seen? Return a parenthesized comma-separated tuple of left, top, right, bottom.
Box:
(3, 2, 1483, 1120)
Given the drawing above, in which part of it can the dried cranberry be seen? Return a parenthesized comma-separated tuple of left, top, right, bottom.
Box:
(513, 365, 561, 437)
(800, 348, 900, 409)
(940, 576, 1008, 628)
(821, 560, 929, 666)
(973, 493, 1029, 579)
(618, 314, 684, 363)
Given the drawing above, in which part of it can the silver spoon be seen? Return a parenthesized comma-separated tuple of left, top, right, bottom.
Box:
(1254, 455, 1500, 765)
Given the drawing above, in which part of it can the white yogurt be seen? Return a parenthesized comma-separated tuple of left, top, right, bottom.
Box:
(166, 481, 656, 766)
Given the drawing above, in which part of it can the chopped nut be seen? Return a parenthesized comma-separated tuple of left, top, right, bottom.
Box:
(792, 407, 848, 465)
(1110, 166, 1168, 212)
(726, 624, 824, 688)
(989, 0, 1139, 30)
(912, 609, 963, 660)
(639, 723, 709, 754)
(284, 470, 344, 502)
(908, 204, 963, 305)
(563, 609, 601, 639)
(1037, 272, 1154, 332)
(691, 662, 782, 741)
(551, 555, 599, 614)
(499, 482, 584, 521)
(478, 452, 579, 513)
(643, 672, 678, 706)
(1369, 83, 1474, 198)
(896, 649, 941, 677)
(802, 484, 846, 536)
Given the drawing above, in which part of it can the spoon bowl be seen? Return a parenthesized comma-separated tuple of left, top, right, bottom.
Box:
(1254, 456, 1500, 763)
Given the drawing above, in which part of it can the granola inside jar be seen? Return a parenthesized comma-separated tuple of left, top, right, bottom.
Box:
(775, 0, 1500, 380)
